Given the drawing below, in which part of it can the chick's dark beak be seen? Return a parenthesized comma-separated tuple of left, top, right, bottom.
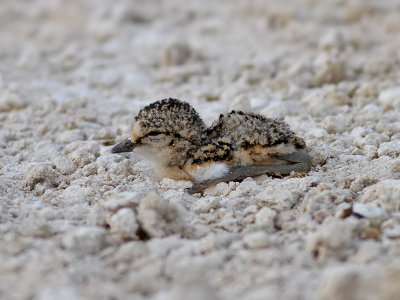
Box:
(111, 138, 135, 153)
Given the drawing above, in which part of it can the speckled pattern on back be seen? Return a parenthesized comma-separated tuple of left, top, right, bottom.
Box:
(134, 98, 207, 143)
(192, 142, 233, 165)
(132, 102, 303, 165)
(207, 111, 295, 149)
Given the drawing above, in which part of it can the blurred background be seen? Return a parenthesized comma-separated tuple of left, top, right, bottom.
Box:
(2, 0, 399, 123)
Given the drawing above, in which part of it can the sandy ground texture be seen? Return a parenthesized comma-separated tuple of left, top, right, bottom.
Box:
(1, 0, 400, 299)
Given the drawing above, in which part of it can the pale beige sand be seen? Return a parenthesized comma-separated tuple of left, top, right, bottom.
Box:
(1, 1, 400, 299)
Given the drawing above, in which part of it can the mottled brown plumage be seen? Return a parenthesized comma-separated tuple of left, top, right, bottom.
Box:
(112, 98, 207, 180)
(131, 98, 207, 146)
(207, 111, 296, 148)
(193, 111, 307, 167)
(112, 99, 312, 194)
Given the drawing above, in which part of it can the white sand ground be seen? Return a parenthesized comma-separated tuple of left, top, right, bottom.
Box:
(1, 0, 400, 299)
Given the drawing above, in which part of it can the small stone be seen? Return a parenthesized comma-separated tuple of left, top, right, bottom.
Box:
(102, 192, 140, 212)
(86, 207, 108, 227)
(90, 128, 117, 140)
(229, 180, 263, 198)
(82, 162, 98, 176)
(170, 276, 221, 300)
(109, 159, 135, 177)
(377, 141, 400, 158)
(38, 285, 80, 300)
(62, 227, 106, 255)
(384, 226, 400, 239)
(322, 115, 346, 134)
(307, 219, 356, 263)
(352, 203, 387, 221)
(319, 30, 344, 50)
(350, 126, 374, 147)
(162, 42, 192, 66)
(137, 192, 190, 238)
(0, 91, 26, 112)
(128, 274, 156, 295)
(53, 155, 77, 175)
(317, 267, 362, 300)
(217, 217, 240, 233)
(313, 54, 346, 87)
(360, 180, 400, 212)
(109, 208, 138, 240)
(255, 207, 277, 231)
(97, 71, 121, 88)
(61, 185, 95, 205)
(363, 145, 377, 159)
(382, 216, 400, 239)
(243, 231, 272, 249)
(23, 164, 62, 194)
(306, 128, 328, 139)
(378, 87, 400, 108)
(353, 83, 378, 99)
(20, 217, 52, 238)
(57, 129, 86, 144)
(192, 197, 219, 213)
(31, 141, 60, 161)
(67, 141, 100, 167)
(76, 110, 97, 122)
(353, 240, 382, 263)
(147, 235, 184, 257)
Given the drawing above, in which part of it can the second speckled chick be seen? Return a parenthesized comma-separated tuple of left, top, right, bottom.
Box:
(187, 111, 311, 193)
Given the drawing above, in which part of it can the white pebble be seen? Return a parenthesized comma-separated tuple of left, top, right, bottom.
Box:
(21, 217, 52, 238)
(378, 87, 400, 107)
(350, 126, 374, 144)
(322, 115, 346, 134)
(384, 225, 400, 239)
(377, 141, 400, 157)
(53, 156, 77, 175)
(243, 231, 272, 249)
(162, 42, 191, 66)
(23, 164, 62, 194)
(62, 227, 106, 254)
(57, 130, 86, 144)
(109, 208, 138, 240)
(137, 192, 189, 238)
(0, 91, 25, 112)
(102, 192, 140, 212)
(255, 207, 277, 231)
(319, 30, 344, 50)
(306, 128, 328, 139)
(352, 202, 387, 220)
(192, 197, 219, 214)
(361, 179, 400, 212)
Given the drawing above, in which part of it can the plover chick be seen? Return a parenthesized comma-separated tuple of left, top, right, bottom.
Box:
(186, 111, 311, 194)
(112, 98, 208, 180)
(112, 100, 311, 194)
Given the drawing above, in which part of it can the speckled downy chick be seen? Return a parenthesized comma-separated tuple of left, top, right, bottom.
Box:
(112, 99, 311, 194)
(111, 98, 208, 181)
(187, 111, 311, 193)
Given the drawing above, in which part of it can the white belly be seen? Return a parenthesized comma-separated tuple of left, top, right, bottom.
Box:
(188, 163, 230, 182)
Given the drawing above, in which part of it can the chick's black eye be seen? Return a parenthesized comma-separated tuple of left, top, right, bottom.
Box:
(147, 131, 163, 137)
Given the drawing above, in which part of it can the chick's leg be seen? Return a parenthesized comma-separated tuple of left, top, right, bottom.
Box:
(186, 150, 311, 194)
